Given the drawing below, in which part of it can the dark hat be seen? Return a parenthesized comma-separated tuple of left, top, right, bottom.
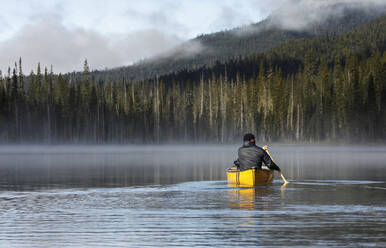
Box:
(243, 133, 255, 142)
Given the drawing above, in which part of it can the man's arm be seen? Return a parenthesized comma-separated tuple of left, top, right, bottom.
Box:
(262, 150, 281, 172)
(262, 146, 289, 183)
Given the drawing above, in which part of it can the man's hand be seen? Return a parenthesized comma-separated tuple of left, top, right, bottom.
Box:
(262, 145, 268, 151)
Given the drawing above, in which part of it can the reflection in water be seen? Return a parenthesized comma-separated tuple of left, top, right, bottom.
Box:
(277, 145, 386, 180)
(280, 181, 289, 200)
(1, 145, 385, 191)
(0, 145, 237, 190)
(228, 187, 256, 210)
(227, 187, 275, 210)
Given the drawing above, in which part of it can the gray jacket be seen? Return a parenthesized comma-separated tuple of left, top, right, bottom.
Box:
(236, 141, 281, 172)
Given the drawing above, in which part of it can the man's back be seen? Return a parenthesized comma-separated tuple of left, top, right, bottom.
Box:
(238, 141, 266, 171)
(237, 139, 281, 172)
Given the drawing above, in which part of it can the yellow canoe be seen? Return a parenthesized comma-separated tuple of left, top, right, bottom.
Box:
(226, 167, 274, 187)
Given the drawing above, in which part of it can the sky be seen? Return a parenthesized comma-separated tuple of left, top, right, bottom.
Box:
(0, 0, 283, 73)
(0, 0, 384, 74)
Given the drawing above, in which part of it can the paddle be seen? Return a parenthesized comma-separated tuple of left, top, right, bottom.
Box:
(263, 146, 289, 184)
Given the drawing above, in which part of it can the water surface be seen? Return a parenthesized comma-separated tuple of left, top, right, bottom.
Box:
(0, 145, 385, 247)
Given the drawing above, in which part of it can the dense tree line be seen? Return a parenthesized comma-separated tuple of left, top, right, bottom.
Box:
(0, 17, 385, 144)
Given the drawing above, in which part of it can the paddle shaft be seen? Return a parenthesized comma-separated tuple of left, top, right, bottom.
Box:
(265, 149, 289, 184)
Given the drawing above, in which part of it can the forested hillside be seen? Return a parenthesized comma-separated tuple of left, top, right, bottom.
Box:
(0, 14, 385, 144)
(91, 6, 385, 82)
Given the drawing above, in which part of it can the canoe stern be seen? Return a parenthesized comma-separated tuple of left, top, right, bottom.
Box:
(226, 168, 273, 187)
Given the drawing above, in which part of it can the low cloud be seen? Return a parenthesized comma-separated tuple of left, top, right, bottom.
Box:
(157, 39, 204, 60)
(0, 15, 184, 73)
(232, 0, 386, 36)
(269, 0, 386, 31)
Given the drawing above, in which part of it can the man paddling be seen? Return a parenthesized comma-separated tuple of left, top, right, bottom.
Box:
(234, 133, 289, 183)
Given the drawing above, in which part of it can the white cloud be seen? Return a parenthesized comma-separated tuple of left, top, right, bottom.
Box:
(0, 0, 271, 73)
(0, 15, 183, 73)
(269, 0, 386, 30)
(0, 0, 384, 73)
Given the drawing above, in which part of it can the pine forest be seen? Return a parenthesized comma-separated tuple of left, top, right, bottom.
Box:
(0, 16, 385, 144)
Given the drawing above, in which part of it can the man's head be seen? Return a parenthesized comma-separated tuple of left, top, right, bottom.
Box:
(243, 133, 255, 143)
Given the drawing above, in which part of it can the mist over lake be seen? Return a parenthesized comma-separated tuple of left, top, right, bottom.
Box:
(0, 145, 385, 189)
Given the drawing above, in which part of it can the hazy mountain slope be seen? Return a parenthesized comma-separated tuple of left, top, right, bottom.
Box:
(159, 15, 386, 85)
(89, 5, 385, 82)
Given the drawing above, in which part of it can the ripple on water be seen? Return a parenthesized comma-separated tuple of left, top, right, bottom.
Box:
(1, 179, 385, 247)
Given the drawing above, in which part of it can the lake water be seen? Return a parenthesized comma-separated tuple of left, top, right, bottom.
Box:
(0, 145, 385, 247)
